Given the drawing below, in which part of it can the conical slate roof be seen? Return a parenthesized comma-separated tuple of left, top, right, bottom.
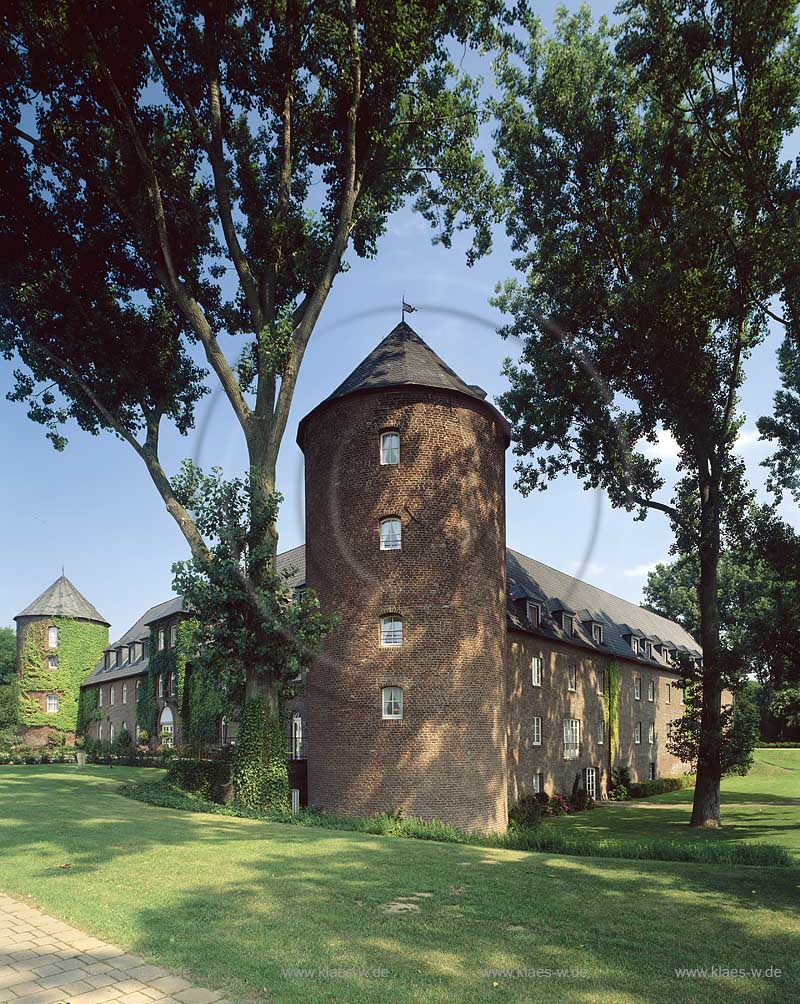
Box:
(298, 321, 511, 443)
(15, 575, 109, 625)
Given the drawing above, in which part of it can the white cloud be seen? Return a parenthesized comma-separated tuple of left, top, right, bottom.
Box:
(733, 427, 764, 453)
(568, 560, 605, 578)
(643, 429, 680, 461)
(623, 562, 659, 578)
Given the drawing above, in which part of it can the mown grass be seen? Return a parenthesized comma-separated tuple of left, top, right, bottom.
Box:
(121, 776, 793, 867)
(1, 764, 799, 1004)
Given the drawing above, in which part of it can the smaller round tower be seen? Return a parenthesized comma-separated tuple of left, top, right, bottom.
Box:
(14, 575, 109, 747)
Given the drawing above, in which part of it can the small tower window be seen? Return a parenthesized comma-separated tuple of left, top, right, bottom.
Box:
(567, 665, 577, 692)
(48, 656, 58, 670)
(48, 626, 58, 649)
(380, 431, 400, 465)
(382, 686, 403, 719)
(380, 517, 402, 551)
(380, 615, 403, 647)
(46, 694, 59, 714)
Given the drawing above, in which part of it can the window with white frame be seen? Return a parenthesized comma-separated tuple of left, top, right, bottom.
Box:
(634, 721, 642, 744)
(665, 683, 671, 703)
(563, 719, 580, 758)
(380, 431, 400, 465)
(110, 686, 115, 706)
(98, 687, 104, 707)
(170, 624, 178, 647)
(585, 766, 597, 800)
(532, 716, 542, 746)
(647, 679, 655, 702)
(135, 679, 140, 699)
(532, 772, 544, 794)
(289, 713, 302, 757)
(643, 641, 652, 659)
(48, 656, 58, 670)
(648, 762, 656, 780)
(98, 723, 103, 742)
(597, 719, 605, 745)
(592, 623, 603, 644)
(109, 723, 115, 743)
(526, 601, 541, 628)
(648, 722, 655, 744)
(48, 626, 58, 648)
(598, 668, 606, 693)
(630, 636, 639, 655)
(380, 517, 402, 551)
(158, 628, 165, 651)
(129, 644, 137, 663)
(157, 674, 163, 698)
(634, 676, 641, 700)
(122, 683, 127, 705)
(531, 656, 542, 687)
(382, 686, 403, 719)
(159, 706, 174, 746)
(562, 613, 574, 636)
(380, 615, 403, 647)
(46, 694, 59, 714)
(567, 664, 577, 692)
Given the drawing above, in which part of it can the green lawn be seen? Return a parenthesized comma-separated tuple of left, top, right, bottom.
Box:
(552, 749, 800, 860)
(1, 764, 798, 1004)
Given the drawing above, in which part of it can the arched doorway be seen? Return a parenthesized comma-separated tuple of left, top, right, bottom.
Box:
(159, 706, 174, 748)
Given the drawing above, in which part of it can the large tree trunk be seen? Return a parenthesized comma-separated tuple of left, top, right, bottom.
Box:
(690, 468, 724, 828)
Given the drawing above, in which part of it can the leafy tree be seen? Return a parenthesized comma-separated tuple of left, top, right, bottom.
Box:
(0, 627, 15, 687)
(0, 0, 499, 804)
(489, 2, 799, 826)
(759, 337, 800, 502)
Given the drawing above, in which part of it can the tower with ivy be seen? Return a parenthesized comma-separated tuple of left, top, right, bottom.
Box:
(14, 575, 109, 747)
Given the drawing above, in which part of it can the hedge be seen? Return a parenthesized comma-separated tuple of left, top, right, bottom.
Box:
(756, 742, 800, 748)
(627, 777, 687, 799)
(166, 757, 232, 803)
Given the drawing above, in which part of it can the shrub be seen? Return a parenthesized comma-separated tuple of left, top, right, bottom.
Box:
(546, 793, 571, 816)
(570, 787, 595, 812)
(757, 741, 800, 748)
(628, 776, 686, 799)
(508, 794, 545, 829)
(166, 758, 232, 803)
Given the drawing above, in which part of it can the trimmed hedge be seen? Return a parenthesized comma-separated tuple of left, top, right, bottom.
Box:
(119, 778, 794, 868)
(628, 776, 687, 799)
(756, 742, 800, 748)
(166, 758, 232, 803)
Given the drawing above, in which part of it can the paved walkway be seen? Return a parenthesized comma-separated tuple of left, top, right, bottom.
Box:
(0, 894, 233, 1004)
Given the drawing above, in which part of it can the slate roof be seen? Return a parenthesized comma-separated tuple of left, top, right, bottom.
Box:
(506, 549, 701, 669)
(297, 321, 511, 445)
(15, 575, 109, 625)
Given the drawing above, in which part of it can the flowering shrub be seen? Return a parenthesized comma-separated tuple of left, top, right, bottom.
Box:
(546, 793, 571, 816)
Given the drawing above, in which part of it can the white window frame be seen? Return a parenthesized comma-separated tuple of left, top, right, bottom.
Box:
(135, 679, 140, 699)
(634, 676, 641, 700)
(109, 686, 115, 706)
(380, 615, 403, 647)
(648, 722, 656, 744)
(380, 430, 400, 466)
(289, 713, 302, 757)
(585, 766, 597, 800)
(630, 636, 639, 656)
(48, 655, 58, 670)
(647, 679, 655, 702)
(526, 601, 541, 628)
(48, 626, 58, 649)
(379, 517, 402, 551)
(122, 683, 127, 705)
(532, 772, 544, 794)
(531, 656, 542, 687)
(157, 674, 163, 698)
(592, 623, 603, 644)
(46, 694, 59, 714)
(567, 664, 577, 692)
(648, 762, 656, 781)
(98, 723, 103, 742)
(109, 723, 115, 743)
(563, 719, 580, 759)
(634, 721, 642, 744)
(170, 623, 178, 647)
(532, 716, 542, 746)
(158, 628, 165, 651)
(665, 683, 671, 704)
(382, 686, 403, 719)
(98, 687, 104, 707)
(597, 719, 605, 745)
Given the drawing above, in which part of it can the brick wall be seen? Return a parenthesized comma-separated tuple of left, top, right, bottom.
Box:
(83, 673, 149, 744)
(302, 386, 509, 832)
(507, 628, 694, 803)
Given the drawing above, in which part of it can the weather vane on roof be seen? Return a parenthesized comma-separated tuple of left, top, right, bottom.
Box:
(401, 291, 417, 321)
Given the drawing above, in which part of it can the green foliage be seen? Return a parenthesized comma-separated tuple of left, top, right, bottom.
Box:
(628, 777, 687, 799)
(667, 684, 760, 777)
(608, 764, 633, 802)
(0, 627, 15, 686)
(231, 699, 288, 812)
(120, 779, 793, 867)
(147, 618, 198, 725)
(508, 795, 545, 829)
(136, 673, 157, 736)
(76, 686, 102, 737)
(112, 725, 135, 760)
(166, 758, 232, 803)
(759, 337, 800, 502)
(17, 618, 108, 734)
(607, 661, 621, 763)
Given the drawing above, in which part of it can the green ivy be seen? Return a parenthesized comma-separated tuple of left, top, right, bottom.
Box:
(76, 686, 102, 736)
(607, 660, 621, 764)
(140, 619, 198, 737)
(231, 698, 288, 811)
(18, 618, 108, 734)
(185, 663, 227, 746)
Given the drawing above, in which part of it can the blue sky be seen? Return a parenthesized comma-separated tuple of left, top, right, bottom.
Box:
(1, 1, 797, 639)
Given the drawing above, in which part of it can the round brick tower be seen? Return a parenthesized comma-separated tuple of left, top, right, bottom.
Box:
(14, 575, 109, 747)
(297, 321, 511, 832)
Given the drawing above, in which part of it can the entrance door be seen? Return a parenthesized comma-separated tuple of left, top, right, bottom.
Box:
(585, 766, 597, 800)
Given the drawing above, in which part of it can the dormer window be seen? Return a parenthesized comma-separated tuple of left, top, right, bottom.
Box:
(592, 623, 603, 644)
(116, 647, 124, 665)
(142, 638, 150, 660)
(562, 614, 574, 637)
(108, 650, 117, 669)
(129, 643, 137, 663)
(380, 431, 400, 465)
(630, 636, 639, 656)
(642, 641, 652, 659)
(526, 601, 541, 628)
(380, 517, 402, 551)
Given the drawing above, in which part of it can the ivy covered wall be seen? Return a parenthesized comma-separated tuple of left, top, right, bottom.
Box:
(18, 617, 108, 734)
(139, 619, 199, 739)
(607, 659, 621, 768)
